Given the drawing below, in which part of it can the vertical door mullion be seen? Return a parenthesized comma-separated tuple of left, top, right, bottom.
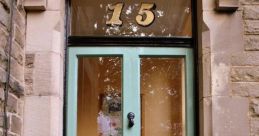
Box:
(123, 49, 141, 136)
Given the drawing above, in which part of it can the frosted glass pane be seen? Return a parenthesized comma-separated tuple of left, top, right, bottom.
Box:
(77, 57, 122, 136)
(141, 58, 185, 136)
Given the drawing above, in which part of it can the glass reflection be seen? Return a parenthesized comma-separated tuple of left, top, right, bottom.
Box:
(77, 57, 122, 136)
(141, 58, 185, 136)
(71, 0, 192, 37)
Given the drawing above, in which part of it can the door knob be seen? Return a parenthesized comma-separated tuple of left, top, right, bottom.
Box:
(127, 112, 135, 128)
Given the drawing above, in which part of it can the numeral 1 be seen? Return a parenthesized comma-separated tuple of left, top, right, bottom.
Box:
(106, 3, 124, 26)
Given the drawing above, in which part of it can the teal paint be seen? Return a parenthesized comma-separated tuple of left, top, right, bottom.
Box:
(66, 47, 194, 136)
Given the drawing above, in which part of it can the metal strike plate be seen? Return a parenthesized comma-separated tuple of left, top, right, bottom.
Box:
(215, 0, 239, 12)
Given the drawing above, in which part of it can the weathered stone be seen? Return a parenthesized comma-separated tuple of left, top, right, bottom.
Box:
(24, 0, 46, 11)
(17, 100, 23, 116)
(232, 83, 259, 97)
(25, 54, 34, 68)
(25, 70, 33, 95)
(250, 99, 259, 116)
(231, 67, 259, 82)
(204, 11, 244, 53)
(244, 20, 259, 34)
(212, 97, 249, 136)
(9, 76, 24, 96)
(24, 96, 62, 136)
(251, 118, 259, 136)
(13, 7, 25, 33)
(7, 94, 18, 113)
(14, 25, 25, 48)
(10, 115, 21, 135)
(0, 27, 8, 70)
(10, 57, 23, 83)
(0, 87, 4, 100)
(0, 67, 7, 83)
(215, 0, 239, 12)
(0, 25, 8, 48)
(11, 42, 24, 65)
(232, 52, 259, 66)
(27, 11, 62, 54)
(32, 52, 61, 96)
(25, 54, 34, 95)
(244, 35, 259, 51)
(0, 48, 7, 69)
(211, 53, 231, 96)
(0, 0, 10, 27)
(240, 0, 259, 5)
(0, 112, 11, 129)
(244, 6, 259, 20)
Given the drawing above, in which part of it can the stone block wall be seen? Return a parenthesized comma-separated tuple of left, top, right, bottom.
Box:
(231, 0, 259, 135)
(199, 0, 259, 135)
(0, 0, 26, 136)
(24, 0, 65, 136)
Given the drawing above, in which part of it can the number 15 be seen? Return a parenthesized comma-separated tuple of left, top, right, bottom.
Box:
(106, 3, 156, 27)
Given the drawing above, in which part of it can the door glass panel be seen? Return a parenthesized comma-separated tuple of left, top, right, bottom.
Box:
(140, 58, 185, 136)
(77, 57, 122, 136)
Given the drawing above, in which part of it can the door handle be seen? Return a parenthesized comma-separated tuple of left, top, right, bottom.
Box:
(127, 112, 135, 128)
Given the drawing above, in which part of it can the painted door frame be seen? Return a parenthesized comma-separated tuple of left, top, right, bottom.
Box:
(66, 47, 194, 136)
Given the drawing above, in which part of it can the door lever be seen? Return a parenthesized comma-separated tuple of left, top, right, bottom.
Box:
(127, 112, 135, 128)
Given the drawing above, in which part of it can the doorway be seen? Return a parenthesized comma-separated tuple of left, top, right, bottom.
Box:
(66, 47, 194, 136)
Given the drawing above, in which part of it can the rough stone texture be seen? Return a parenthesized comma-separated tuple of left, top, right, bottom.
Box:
(0, 0, 10, 28)
(244, 6, 259, 20)
(240, 0, 259, 4)
(0, 26, 8, 70)
(0, 0, 25, 135)
(200, 0, 259, 135)
(25, 54, 34, 95)
(244, 20, 259, 34)
(7, 94, 18, 113)
(231, 67, 259, 82)
(232, 83, 259, 97)
(245, 35, 259, 51)
(250, 99, 259, 117)
(251, 118, 259, 136)
(232, 52, 259, 66)
(10, 115, 21, 135)
(24, 0, 65, 135)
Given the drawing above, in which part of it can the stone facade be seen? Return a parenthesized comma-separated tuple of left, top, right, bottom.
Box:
(0, 0, 26, 136)
(0, 0, 259, 136)
(199, 0, 259, 135)
(24, 0, 65, 136)
(239, 1, 259, 135)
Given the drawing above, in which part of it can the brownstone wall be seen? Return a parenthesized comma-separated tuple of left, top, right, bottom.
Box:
(230, 0, 259, 135)
(0, 0, 25, 135)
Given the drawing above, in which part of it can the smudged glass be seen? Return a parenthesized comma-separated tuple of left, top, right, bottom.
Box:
(71, 0, 192, 37)
(77, 57, 122, 136)
(141, 58, 185, 136)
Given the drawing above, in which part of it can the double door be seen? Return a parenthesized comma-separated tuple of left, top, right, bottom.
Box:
(67, 47, 194, 136)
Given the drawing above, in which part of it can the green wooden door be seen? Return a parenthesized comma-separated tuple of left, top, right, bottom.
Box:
(66, 47, 194, 136)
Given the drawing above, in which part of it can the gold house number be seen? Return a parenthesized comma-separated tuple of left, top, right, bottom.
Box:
(106, 3, 156, 26)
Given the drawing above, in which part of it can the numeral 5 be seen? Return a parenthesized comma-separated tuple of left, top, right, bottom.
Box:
(136, 3, 155, 26)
